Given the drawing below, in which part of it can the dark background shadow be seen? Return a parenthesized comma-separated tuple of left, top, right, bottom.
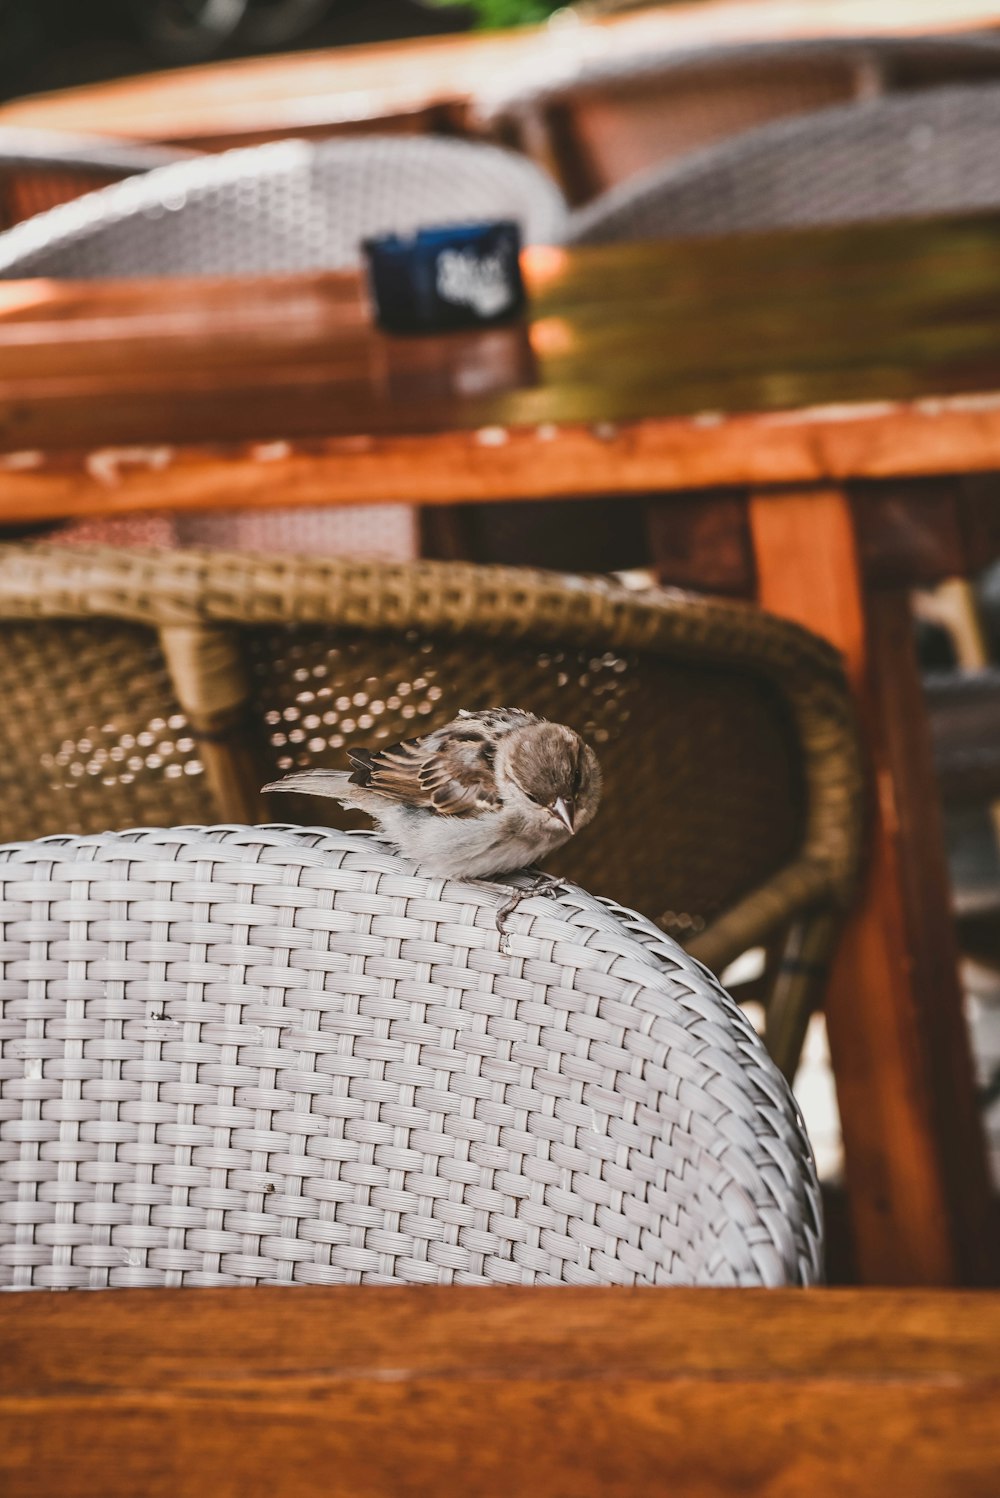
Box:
(0, 0, 472, 103)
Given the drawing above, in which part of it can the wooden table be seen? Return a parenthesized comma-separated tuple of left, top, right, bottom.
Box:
(0, 0, 998, 148)
(2, 215, 1000, 1288)
(3, 1287, 999, 1496)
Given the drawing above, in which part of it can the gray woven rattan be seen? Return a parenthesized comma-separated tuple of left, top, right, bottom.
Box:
(568, 83, 1000, 243)
(0, 135, 568, 280)
(0, 823, 822, 1290)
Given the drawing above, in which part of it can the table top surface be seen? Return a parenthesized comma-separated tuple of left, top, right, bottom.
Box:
(3, 211, 1000, 455)
(4, 1287, 999, 1498)
(2, 0, 998, 144)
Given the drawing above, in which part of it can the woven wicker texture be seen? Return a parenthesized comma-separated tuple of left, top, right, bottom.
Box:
(0, 546, 864, 983)
(569, 83, 1000, 243)
(0, 823, 823, 1290)
(0, 135, 568, 279)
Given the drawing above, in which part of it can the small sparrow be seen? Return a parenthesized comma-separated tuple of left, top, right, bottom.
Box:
(262, 707, 601, 882)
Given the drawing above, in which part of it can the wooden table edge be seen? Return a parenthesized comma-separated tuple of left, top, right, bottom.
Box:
(2, 0, 999, 144)
(3, 391, 1000, 523)
(3, 1288, 999, 1498)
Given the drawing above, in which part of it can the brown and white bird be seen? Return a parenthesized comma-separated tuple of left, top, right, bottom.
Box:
(262, 707, 601, 881)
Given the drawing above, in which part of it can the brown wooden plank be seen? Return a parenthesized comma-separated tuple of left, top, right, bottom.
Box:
(0, 27, 538, 147)
(6, 217, 1000, 443)
(6, 397, 1000, 528)
(2, 1287, 999, 1498)
(1, 0, 997, 147)
(749, 487, 997, 1286)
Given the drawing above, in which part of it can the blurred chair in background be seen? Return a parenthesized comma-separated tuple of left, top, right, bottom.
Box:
(0, 544, 864, 1081)
(567, 82, 1000, 241)
(0, 125, 195, 229)
(479, 34, 1000, 205)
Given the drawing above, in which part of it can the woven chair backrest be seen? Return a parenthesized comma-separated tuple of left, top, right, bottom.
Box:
(0, 547, 863, 975)
(0, 823, 823, 1289)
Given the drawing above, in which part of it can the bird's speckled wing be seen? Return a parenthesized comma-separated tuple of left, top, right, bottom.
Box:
(348, 708, 538, 818)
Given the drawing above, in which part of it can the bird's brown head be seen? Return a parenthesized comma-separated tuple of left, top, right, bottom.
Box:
(503, 721, 601, 835)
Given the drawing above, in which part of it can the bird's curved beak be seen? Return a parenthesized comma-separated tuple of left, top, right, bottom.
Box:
(551, 796, 575, 834)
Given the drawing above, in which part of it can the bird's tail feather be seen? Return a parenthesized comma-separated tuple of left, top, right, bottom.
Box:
(261, 769, 356, 803)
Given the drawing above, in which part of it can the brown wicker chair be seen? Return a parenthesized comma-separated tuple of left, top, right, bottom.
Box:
(0, 544, 864, 1077)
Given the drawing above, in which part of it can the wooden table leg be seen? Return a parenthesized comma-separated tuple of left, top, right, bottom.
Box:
(749, 487, 996, 1286)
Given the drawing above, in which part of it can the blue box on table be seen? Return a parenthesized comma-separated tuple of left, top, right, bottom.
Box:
(363, 221, 525, 334)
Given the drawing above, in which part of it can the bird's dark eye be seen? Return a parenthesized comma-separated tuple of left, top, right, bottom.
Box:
(572, 765, 583, 794)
